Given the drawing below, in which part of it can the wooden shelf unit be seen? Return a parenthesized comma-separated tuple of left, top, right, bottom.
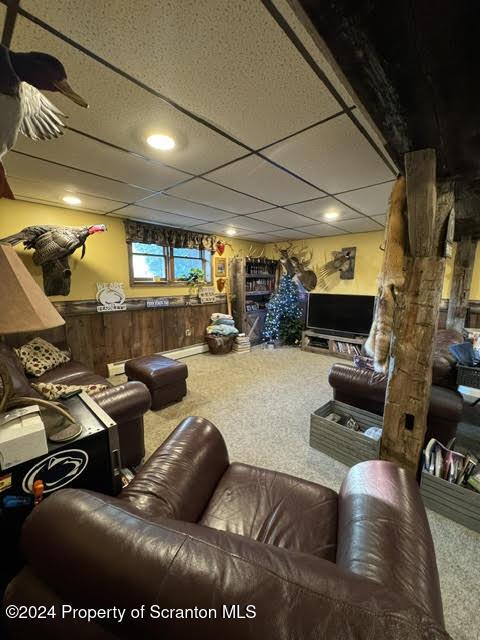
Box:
(301, 329, 365, 360)
(229, 257, 278, 345)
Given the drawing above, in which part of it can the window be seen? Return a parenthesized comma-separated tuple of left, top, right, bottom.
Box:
(129, 242, 212, 285)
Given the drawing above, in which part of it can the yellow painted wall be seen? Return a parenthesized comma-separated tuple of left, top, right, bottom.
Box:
(0, 199, 260, 302)
(265, 232, 385, 295)
(265, 232, 480, 300)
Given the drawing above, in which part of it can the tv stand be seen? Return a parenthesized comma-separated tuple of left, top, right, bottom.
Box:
(301, 329, 365, 360)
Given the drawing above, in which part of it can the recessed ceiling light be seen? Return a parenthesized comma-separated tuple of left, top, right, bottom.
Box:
(226, 228, 236, 236)
(324, 211, 339, 220)
(63, 195, 82, 206)
(146, 133, 176, 150)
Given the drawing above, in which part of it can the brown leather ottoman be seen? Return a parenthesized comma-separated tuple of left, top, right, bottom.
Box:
(125, 354, 188, 410)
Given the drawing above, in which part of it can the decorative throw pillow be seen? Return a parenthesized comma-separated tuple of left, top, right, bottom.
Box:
(15, 337, 71, 377)
(32, 382, 108, 401)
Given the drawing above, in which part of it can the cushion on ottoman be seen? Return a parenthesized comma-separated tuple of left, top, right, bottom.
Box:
(125, 355, 188, 410)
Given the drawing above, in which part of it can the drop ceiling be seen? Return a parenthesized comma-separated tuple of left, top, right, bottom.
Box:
(1, 0, 396, 242)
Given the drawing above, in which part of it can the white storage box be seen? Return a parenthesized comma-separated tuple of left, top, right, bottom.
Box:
(0, 405, 48, 470)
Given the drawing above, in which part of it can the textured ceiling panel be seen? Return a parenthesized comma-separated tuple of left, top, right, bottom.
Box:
(206, 155, 324, 205)
(133, 194, 233, 222)
(220, 216, 284, 233)
(270, 0, 354, 105)
(186, 222, 251, 237)
(296, 222, 342, 236)
(12, 16, 246, 174)
(250, 207, 316, 228)
(21, 0, 341, 147)
(4, 152, 151, 203)
(269, 229, 315, 240)
(371, 214, 387, 226)
(330, 217, 383, 233)
(110, 205, 202, 227)
(7, 176, 124, 214)
(166, 178, 271, 214)
(264, 114, 395, 193)
(336, 181, 394, 216)
(0, 4, 6, 22)
(14, 134, 189, 192)
(287, 196, 361, 221)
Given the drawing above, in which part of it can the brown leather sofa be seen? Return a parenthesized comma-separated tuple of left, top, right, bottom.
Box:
(329, 329, 464, 444)
(0, 342, 151, 467)
(5, 417, 450, 639)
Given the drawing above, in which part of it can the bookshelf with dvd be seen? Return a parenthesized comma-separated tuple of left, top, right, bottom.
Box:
(229, 257, 278, 345)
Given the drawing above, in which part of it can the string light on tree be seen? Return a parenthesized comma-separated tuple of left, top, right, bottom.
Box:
(263, 274, 303, 345)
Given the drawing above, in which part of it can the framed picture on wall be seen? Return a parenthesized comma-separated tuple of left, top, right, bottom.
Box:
(215, 257, 226, 277)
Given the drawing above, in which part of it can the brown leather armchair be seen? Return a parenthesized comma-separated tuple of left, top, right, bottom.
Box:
(329, 329, 464, 445)
(5, 417, 450, 639)
(0, 342, 151, 467)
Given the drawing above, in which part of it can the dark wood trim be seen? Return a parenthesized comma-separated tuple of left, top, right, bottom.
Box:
(53, 294, 227, 317)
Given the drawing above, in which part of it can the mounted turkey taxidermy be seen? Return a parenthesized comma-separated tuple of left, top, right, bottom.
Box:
(317, 247, 356, 290)
(0, 44, 88, 198)
(0, 225, 106, 296)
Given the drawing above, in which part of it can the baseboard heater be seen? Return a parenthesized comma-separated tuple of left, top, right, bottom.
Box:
(107, 343, 209, 377)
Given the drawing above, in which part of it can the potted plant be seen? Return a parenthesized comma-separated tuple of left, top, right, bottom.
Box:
(182, 267, 206, 297)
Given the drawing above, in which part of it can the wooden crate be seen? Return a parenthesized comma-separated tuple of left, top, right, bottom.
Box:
(310, 400, 382, 467)
(420, 471, 480, 533)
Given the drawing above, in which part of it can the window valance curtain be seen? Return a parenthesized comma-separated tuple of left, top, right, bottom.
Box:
(123, 219, 217, 252)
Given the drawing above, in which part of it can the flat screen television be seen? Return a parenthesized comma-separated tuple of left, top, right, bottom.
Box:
(307, 293, 375, 337)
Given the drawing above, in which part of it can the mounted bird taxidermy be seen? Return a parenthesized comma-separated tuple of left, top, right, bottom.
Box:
(364, 176, 407, 373)
(317, 247, 356, 290)
(0, 224, 106, 296)
(274, 242, 317, 291)
(0, 43, 88, 199)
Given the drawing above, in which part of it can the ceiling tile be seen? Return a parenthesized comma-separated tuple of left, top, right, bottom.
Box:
(263, 114, 395, 193)
(7, 177, 124, 214)
(12, 16, 246, 174)
(268, 229, 315, 240)
(298, 223, 344, 236)
(0, 5, 5, 22)
(133, 194, 233, 221)
(166, 178, 271, 214)
(372, 214, 387, 225)
(250, 208, 316, 227)
(221, 216, 284, 233)
(110, 206, 201, 227)
(4, 152, 150, 203)
(206, 155, 324, 205)
(14, 133, 189, 192)
(331, 218, 384, 233)
(189, 222, 251, 236)
(238, 233, 272, 242)
(288, 196, 361, 221)
(270, 0, 355, 106)
(21, 1, 341, 148)
(336, 181, 394, 215)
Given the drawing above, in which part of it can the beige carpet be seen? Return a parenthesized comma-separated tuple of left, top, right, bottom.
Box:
(117, 346, 479, 640)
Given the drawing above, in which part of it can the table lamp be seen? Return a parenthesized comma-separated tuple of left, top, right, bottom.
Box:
(0, 243, 65, 413)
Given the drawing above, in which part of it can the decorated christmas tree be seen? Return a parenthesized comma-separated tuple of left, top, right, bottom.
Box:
(263, 274, 303, 345)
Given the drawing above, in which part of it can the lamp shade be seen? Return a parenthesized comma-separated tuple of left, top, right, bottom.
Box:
(0, 244, 65, 334)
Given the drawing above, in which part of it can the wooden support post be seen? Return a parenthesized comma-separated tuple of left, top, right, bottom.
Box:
(446, 235, 476, 332)
(381, 149, 454, 474)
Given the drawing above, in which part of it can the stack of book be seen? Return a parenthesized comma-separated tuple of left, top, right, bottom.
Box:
(233, 333, 251, 354)
(423, 438, 479, 491)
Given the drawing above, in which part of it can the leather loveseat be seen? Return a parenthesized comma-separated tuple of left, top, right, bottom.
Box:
(0, 342, 151, 467)
(5, 417, 450, 639)
(329, 329, 464, 445)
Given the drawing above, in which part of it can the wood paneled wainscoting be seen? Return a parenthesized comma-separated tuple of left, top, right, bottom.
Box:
(8, 296, 227, 377)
